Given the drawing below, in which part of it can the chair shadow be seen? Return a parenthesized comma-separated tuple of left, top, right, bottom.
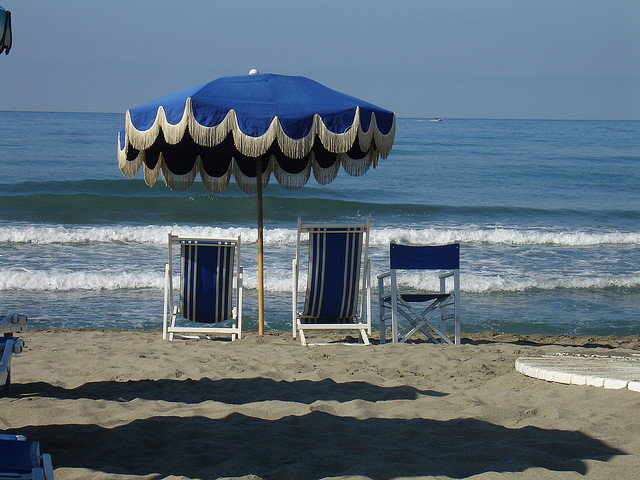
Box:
(13, 377, 447, 404)
(16, 412, 624, 479)
(375, 335, 620, 349)
(461, 336, 619, 349)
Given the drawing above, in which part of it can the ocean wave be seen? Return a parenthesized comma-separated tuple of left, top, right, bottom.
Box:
(401, 272, 640, 294)
(1, 267, 638, 294)
(1, 185, 639, 225)
(370, 227, 640, 246)
(1, 224, 638, 246)
(0, 268, 165, 291)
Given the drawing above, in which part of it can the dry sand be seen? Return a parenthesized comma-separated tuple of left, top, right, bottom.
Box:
(2, 329, 640, 479)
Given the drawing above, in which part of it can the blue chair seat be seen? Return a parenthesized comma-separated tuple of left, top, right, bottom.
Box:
(0, 439, 41, 476)
(0, 437, 54, 479)
(381, 293, 451, 303)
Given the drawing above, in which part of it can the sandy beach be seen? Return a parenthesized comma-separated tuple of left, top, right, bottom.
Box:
(2, 329, 639, 479)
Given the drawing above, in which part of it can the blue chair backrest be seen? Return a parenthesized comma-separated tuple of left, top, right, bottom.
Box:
(0, 439, 40, 476)
(180, 240, 235, 323)
(303, 228, 364, 322)
(390, 243, 459, 270)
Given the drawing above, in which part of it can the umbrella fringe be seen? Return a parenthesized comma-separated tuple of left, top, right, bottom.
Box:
(232, 156, 273, 194)
(274, 117, 316, 159)
(188, 101, 236, 147)
(371, 151, 380, 169)
(161, 157, 197, 191)
(120, 91, 396, 188)
(200, 159, 232, 193)
(273, 159, 312, 191)
(234, 116, 279, 158)
(125, 102, 396, 159)
(161, 104, 190, 145)
(119, 144, 385, 190)
(117, 134, 143, 178)
(143, 152, 161, 187)
(125, 109, 161, 151)
(312, 154, 341, 185)
(315, 109, 360, 155)
(342, 154, 374, 177)
(356, 110, 374, 154)
(373, 112, 396, 159)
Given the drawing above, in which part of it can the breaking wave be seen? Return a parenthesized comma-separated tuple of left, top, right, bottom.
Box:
(1, 224, 638, 246)
(1, 267, 638, 294)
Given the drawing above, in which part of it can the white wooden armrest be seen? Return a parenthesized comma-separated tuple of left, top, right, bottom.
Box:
(377, 271, 391, 280)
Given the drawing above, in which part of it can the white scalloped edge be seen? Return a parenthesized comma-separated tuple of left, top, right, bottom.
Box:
(117, 100, 395, 193)
(123, 98, 395, 159)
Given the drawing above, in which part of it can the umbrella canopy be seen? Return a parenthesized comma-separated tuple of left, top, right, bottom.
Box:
(0, 7, 11, 55)
(117, 72, 396, 333)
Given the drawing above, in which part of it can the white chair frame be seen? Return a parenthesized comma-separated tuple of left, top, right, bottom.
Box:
(163, 233, 243, 341)
(292, 219, 372, 346)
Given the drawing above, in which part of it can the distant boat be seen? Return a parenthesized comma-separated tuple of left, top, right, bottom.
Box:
(430, 117, 443, 122)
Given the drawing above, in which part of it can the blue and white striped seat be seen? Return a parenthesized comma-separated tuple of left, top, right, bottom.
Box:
(293, 219, 371, 345)
(164, 234, 242, 341)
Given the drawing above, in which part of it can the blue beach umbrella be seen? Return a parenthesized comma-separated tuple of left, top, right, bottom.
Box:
(117, 71, 396, 333)
(0, 6, 11, 55)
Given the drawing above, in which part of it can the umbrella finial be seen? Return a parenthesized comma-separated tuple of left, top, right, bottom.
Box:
(248, 68, 259, 75)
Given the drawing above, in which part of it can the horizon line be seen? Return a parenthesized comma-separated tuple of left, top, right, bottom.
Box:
(1, 109, 639, 122)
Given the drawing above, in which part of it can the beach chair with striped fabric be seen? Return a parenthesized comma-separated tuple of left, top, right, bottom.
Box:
(292, 219, 371, 346)
(0, 434, 54, 479)
(164, 233, 242, 341)
(378, 243, 461, 345)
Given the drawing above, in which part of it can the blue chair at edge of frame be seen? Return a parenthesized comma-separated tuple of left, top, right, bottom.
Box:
(1, 314, 27, 391)
(378, 243, 461, 345)
(164, 233, 243, 341)
(0, 434, 55, 479)
(292, 219, 371, 346)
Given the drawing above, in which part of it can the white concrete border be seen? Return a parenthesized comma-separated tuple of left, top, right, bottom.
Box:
(516, 354, 640, 392)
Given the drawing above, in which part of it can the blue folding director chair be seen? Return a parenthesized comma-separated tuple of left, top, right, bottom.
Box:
(378, 243, 461, 345)
(292, 219, 371, 346)
(164, 233, 243, 341)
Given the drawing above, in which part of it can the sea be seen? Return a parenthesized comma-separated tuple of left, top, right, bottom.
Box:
(1, 112, 638, 336)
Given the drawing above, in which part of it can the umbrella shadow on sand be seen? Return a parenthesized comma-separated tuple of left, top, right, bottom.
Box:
(14, 377, 447, 404)
(19, 412, 624, 479)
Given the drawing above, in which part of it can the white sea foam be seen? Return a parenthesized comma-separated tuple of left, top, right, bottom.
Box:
(398, 272, 640, 294)
(0, 225, 261, 245)
(1, 224, 638, 246)
(0, 268, 165, 291)
(369, 227, 640, 246)
(1, 266, 638, 293)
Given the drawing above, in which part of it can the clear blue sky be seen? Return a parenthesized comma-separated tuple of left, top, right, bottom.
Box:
(1, 0, 638, 119)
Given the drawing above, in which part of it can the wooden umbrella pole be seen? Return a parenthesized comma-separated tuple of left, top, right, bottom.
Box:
(256, 156, 265, 335)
